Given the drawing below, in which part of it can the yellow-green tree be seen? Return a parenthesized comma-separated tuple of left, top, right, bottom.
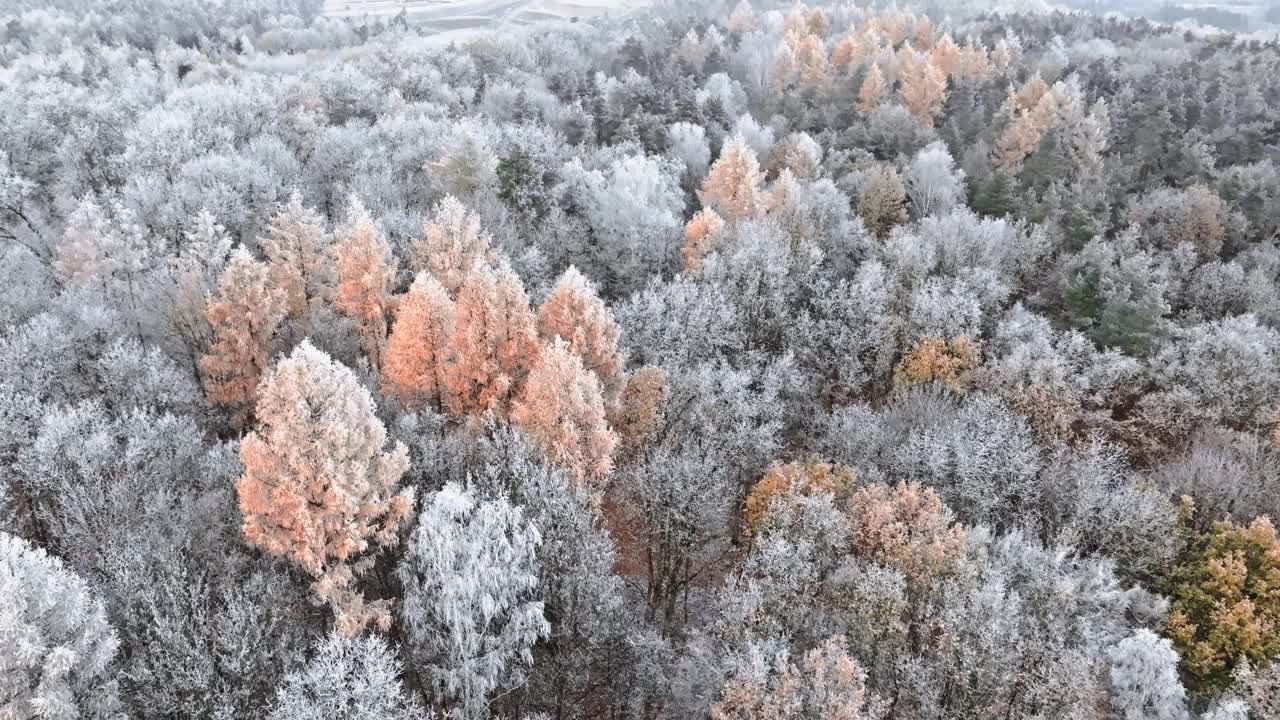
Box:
(1166, 514, 1280, 692)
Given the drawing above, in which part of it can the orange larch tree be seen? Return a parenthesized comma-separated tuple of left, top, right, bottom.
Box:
(701, 135, 765, 222)
(857, 62, 887, 114)
(236, 340, 415, 636)
(382, 272, 455, 411)
(511, 337, 617, 491)
(333, 197, 398, 371)
(442, 261, 541, 417)
(410, 195, 494, 296)
(898, 50, 948, 128)
(682, 207, 727, 272)
(536, 265, 626, 408)
(260, 191, 333, 339)
(199, 246, 287, 424)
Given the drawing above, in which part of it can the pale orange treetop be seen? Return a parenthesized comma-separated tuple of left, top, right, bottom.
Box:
(537, 265, 626, 408)
(442, 260, 541, 417)
(994, 81, 1061, 173)
(411, 194, 494, 296)
(382, 272, 454, 410)
(610, 365, 668, 460)
(846, 481, 967, 582)
(857, 62, 886, 115)
(897, 50, 948, 128)
(260, 191, 333, 330)
(237, 340, 414, 636)
(682, 207, 727, 273)
(334, 197, 398, 371)
(710, 635, 877, 720)
(199, 246, 287, 422)
(929, 33, 962, 77)
(701, 135, 765, 222)
(511, 337, 618, 492)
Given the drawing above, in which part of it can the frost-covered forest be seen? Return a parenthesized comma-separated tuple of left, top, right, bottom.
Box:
(2, 0, 1280, 718)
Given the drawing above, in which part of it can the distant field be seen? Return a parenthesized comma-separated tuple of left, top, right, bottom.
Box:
(323, 0, 652, 37)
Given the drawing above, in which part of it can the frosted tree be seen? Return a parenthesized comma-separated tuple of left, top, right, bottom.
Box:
(55, 199, 157, 341)
(0, 533, 123, 720)
(536, 265, 625, 407)
(710, 636, 878, 720)
(897, 51, 947, 127)
(398, 483, 549, 719)
(793, 33, 832, 94)
(611, 365, 668, 459)
(572, 153, 684, 290)
(1062, 97, 1111, 176)
(701, 135, 765, 221)
(428, 120, 498, 198)
(1128, 185, 1230, 259)
(425, 426, 625, 716)
(512, 338, 618, 489)
(858, 165, 909, 239)
(929, 33, 962, 77)
(957, 37, 993, 80)
(675, 29, 706, 71)
(268, 634, 425, 720)
(682, 207, 727, 272)
(994, 80, 1062, 174)
(727, 0, 758, 34)
(334, 196, 398, 371)
(442, 261, 541, 417)
(769, 42, 798, 98)
(199, 247, 287, 423)
(382, 272, 455, 410)
(165, 209, 233, 372)
(857, 60, 886, 112)
(260, 192, 333, 338)
(1107, 629, 1188, 720)
(906, 141, 965, 217)
(1229, 659, 1280, 720)
(668, 122, 712, 183)
(1200, 699, 1250, 720)
(744, 461, 855, 533)
(845, 481, 967, 581)
(237, 341, 415, 635)
(410, 195, 494, 296)
(765, 132, 823, 180)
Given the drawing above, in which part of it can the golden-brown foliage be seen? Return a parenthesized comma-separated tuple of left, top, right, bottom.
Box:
(857, 165, 908, 240)
(610, 366, 668, 460)
(1166, 514, 1280, 691)
(744, 461, 856, 533)
(846, 481, 967, 581)
(894, 336, 979, 392)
